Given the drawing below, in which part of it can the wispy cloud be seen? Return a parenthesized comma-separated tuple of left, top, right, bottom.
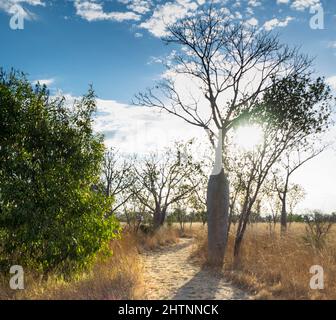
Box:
(0, 0, 45, 20)
(93, 97, 201, 153)
(69, 1, 298, 37)
(32, 78, 55, 86)
(327, 41, 336, 49)
(291, 0, 321, 11)
(246, 17, 259, 26)
(276, 0, 290, 4)
(263, 16, 294, 31)
(327, 76, 336, 91)
(74, 0, 141, 22)
(118, 0, 153, 15)
(248, 0, 261, 7)
(134, 32, 143, 38)
(139, 0, 200, 37)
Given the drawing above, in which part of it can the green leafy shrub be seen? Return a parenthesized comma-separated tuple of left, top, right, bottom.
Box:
(0, 69, 120, 275)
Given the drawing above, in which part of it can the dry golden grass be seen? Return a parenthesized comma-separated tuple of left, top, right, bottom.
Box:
(192, 223, 336, 300)
(0, 233, 144, 300)
(6, 222, 333, 300)
(135, 226, 180, 251)
(0, 226, 185, 300)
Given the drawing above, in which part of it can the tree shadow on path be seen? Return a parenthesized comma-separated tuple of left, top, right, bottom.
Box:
(171, 266, 247, 300)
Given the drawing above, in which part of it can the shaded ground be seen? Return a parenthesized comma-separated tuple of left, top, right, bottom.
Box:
(142, 238, 250, 300)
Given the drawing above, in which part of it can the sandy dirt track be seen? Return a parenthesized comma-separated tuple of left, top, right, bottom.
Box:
(142, 238, 251, 300)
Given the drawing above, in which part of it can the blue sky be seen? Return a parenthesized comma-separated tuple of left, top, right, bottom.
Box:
(0, 0, 336, 212)
(0, 0, 336, 102)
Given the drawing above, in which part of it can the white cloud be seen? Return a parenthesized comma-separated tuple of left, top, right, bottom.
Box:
(291, 0, 320, 11)
(234, 11, 243, 19)
(263, 16, 294, 31)
(327, 76, 336, 91)
(248, 0, 261, 7)
(93, 98, 201, 154)
(233, 1, 241, 7)
(74, 0, 141, 22)
(118, 0, 153, 15)
(246, 17, 258, 26)
(245, 6, 254, 16)
(139, 0, 200, 37)
(0, 0, 45, 12)
(327, 41, 336, 49)
(293, 136, 336, 214)
(68, 1, 270, 38)
(276, 0, 290, 4)
(32, 78, 55, 86)
(0, 0, 45, 10)
(0, 0, 45, 20)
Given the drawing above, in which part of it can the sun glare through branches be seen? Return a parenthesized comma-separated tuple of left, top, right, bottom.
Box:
(233, 125, 264, 151)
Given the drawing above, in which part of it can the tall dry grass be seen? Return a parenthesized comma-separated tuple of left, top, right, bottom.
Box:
(0, 226, 184, 300)
(0, 233, 144, 300)
(192, 223, 336, 300)
(135, 226, 180, 251)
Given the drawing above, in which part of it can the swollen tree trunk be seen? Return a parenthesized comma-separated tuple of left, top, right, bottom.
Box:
(153, 207, 166, 230)
(207, 168, 230, 266)
(280, 195, 287, 235)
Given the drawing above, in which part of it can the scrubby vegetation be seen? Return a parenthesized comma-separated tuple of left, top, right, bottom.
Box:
(191, 223, 336, 300)
(1, 3, 335, 301)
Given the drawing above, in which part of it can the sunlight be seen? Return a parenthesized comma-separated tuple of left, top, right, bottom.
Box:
(234, 125, 263, 151)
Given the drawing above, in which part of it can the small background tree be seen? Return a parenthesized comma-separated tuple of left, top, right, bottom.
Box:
(303, 211, 333, 250)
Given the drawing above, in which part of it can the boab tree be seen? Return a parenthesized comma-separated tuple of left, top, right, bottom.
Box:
(135, 5, 312, 266)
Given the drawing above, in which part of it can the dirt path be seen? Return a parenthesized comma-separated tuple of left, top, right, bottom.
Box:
(142, 238, 251, 300)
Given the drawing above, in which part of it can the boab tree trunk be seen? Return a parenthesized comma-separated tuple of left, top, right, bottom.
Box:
(207, 129, 229, 266)
(153, 207, 166, 230)
(207, 168, 229, 266)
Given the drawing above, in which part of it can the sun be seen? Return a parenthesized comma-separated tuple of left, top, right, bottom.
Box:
(234, 125, 263, 151)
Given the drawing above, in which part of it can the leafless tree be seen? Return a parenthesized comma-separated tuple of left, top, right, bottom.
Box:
(287, 184, 306, 227)
(263, 177, 305, 234)
(273, 143, 328, 235)
(262, 178, 282, 233)
(121, 192, 150, 233)
(102, 148, 135, 214)
(133, 142, 202, 230)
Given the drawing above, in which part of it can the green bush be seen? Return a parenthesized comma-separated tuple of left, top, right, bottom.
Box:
(0, 69, 120, 275)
